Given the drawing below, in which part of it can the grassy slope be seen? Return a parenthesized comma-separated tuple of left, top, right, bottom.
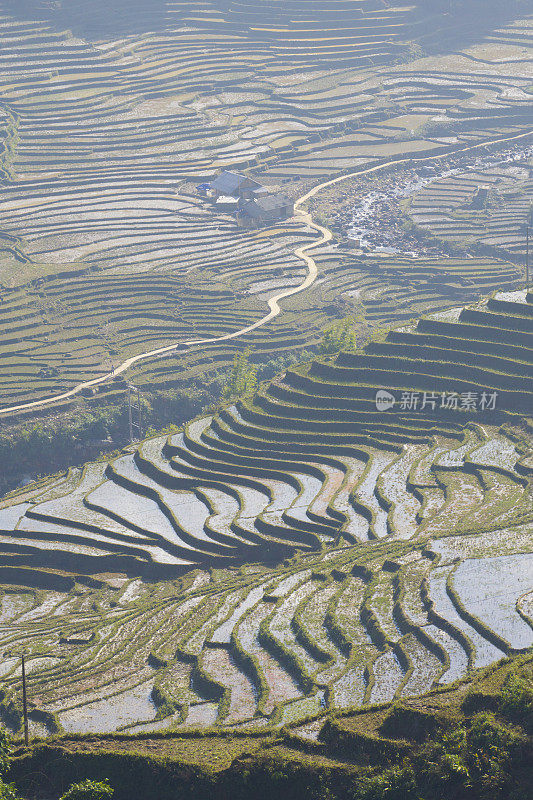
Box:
(8, 652, 532, 800)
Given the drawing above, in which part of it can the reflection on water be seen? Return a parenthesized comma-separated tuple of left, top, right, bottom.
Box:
(2, 0, 167, 38)
(28, 718, 49, 739)
(181, 702, 219, 728)
(59, 679, 157, 733)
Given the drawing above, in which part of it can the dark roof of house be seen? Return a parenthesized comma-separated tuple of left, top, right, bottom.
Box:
(240, 194, 293, 217)
(210, 171, 261, 194)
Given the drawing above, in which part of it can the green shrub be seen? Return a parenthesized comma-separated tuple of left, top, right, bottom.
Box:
(0, 732, 9, 778)
(499, 672, 533, 731)
(356, 765, 420, 800)
(0, 778, 21, 800)
(255, 350, 315, 382)
(319, 316, 359, 355)
(463, 712, 531, 798)
(0, 731, 21, 800)
(60, 778, 114, 800)
(441, 752, 469, 781)
(221, 347, 257, 399)
(467, 712, 516, 751)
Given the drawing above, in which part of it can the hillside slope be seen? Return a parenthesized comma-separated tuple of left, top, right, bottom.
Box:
(0, 0, 530, 411)
(0, 291, 530, 737)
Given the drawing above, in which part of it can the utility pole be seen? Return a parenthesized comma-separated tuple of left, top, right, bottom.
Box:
(127, 384, 133, 443)
(137, 388, 143, 440)
(526, 226, 530, 294)
(127, 386, 142, 443)
(21, 654, 29, 746)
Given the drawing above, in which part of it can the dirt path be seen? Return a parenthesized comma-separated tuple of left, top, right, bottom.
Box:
(1, 130, 531, 417)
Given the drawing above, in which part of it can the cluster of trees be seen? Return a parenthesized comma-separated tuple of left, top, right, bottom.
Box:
(220, 316, 374, 401)
(318, 306, 384, 356)
(220, 346, 322, 401)
(319, 316, 359, 355)
(221, 347, 258, 399)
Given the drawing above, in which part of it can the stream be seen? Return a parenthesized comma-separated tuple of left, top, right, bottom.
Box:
(347, 144, 532, 257)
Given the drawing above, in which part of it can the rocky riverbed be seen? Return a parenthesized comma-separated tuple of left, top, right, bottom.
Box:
(308, 143, 532, 258)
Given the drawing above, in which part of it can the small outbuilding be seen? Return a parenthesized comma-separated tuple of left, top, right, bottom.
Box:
(215, 195, 240, 213)
(195, 182, 211, 196)
(238, 193, 294, 225)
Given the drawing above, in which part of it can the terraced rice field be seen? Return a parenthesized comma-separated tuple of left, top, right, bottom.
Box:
(408, 157, 533, 258)
(0, 291, 531, 735)
(0, 0, 531, 746)
(0, 0, 531, 412)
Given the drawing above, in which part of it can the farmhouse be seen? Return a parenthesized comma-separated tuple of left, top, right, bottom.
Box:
(208, 170, 261, 200)
(198, 170, 294, 225)
(238, 193, 294, 225)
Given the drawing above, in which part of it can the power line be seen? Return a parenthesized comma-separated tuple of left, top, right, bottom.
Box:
(127, 385, 143, 443)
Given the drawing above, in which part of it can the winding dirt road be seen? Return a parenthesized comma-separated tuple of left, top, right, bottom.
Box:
(1, 130, 531, 417)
